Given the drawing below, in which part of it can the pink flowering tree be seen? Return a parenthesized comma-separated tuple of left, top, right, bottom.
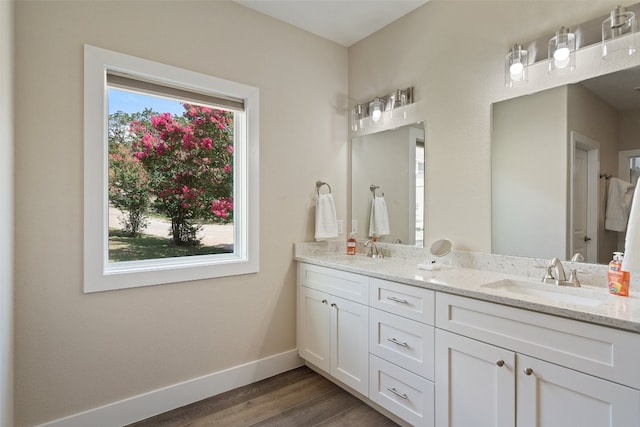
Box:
(130, 104, 234, 246)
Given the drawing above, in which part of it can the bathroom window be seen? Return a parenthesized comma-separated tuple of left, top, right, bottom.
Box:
(84, 45, 259, 293)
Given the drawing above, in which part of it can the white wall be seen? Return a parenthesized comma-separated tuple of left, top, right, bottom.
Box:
(13, 1, 347, 425)
(348, 0, 640, 253)
(0, 1, 14, 426)
(619, 109, 640, 151)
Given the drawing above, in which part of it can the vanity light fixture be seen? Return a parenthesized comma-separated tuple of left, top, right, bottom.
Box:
(548, 26, 576, 74)
(351, 103, 368, 132)
(505, 44, 528, 87)
(602, 5, 637, 60)
(351, 87, 414, 132)
(369, 97, 385, 124)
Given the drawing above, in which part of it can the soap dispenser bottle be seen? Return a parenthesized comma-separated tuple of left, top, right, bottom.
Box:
(608, 252, 630, 296)
(347, 232, 357, 255)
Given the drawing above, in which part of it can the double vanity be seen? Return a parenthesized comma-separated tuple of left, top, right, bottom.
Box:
(295, 243, 640, 427)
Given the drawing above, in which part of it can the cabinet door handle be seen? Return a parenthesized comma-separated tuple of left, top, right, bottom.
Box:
(387, 337, 409, 347)
(387, 296, 409, 304)
(386, 387, 408, 400)
(496, 360, 505, 367)
(321, 299, 328, 304)
(330, 303, 337, 308)
(523, 368, 533, 376)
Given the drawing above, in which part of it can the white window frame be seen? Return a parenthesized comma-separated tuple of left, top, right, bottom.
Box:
(84, 45, 259, 293)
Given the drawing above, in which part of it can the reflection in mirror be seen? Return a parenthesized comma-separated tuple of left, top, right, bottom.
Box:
(492, 66, 640, 265)
(351, 123, 425, 246)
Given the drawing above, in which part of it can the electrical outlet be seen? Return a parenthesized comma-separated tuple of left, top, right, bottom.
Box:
(337, 220, 344, 235)
(352, 219, 358, 235)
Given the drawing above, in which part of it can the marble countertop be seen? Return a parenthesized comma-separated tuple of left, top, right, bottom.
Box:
(294, 252, 640, 333)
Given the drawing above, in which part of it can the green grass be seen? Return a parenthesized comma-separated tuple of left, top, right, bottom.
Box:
(108, 229, 232, 262)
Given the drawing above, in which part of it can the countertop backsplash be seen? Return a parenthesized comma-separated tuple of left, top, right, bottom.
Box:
(294, 241, 636, 291)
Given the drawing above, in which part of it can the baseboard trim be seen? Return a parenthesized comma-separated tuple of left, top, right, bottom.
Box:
(38, 349, 303, 427)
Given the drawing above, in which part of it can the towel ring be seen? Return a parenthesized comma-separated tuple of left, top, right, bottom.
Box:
(316, 181, 332, 195)
(370, 184, 384, 197)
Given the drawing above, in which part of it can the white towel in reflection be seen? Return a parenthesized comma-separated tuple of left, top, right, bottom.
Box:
(315, 193, 338, 241)
(605, 178, 635, 232)
(369, 195, 390, 237)
(623, 184, 640, 273)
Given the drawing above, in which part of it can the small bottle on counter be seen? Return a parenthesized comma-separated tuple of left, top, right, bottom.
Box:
(608, 251, 630, 297)
(347, 232, 357, 255)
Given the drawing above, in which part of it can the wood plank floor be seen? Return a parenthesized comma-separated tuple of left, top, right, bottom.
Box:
(127, 366, 400, 427)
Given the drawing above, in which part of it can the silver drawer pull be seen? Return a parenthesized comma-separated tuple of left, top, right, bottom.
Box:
(386, 387, 408, 400)
(387, 337, 409, 347)
(387, 296, 409, 304)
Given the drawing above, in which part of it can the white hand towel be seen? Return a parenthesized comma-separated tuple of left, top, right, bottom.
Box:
(622, 184, 640, 273)
(605, 178, 635, 232)
(315, 193, 338, 241)
(369, 195, 390, 237)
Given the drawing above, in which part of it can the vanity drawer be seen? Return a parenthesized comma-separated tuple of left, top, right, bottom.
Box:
(298, 263, 369, 304)
(436, 292, 640, 389)
(369, 354, 434, 427)
(370, 277, 434, 324)
(370, 308, 434, 380)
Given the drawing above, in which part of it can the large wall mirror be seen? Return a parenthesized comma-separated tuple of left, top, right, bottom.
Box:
(492, 65, 640, 265)
(351, 122, 425, 246)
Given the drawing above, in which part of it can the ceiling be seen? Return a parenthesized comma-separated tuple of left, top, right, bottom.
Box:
(233, 0, 429, 47)
(581, 66, 640, 111)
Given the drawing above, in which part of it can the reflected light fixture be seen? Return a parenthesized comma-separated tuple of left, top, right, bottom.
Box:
(602, 5, 637, 60)
(351, 87, 414, 132)
(351, 103, 367, 132)
(548, 26, 576, 74)
(369, 97, 385, 124)
(505, 44, 528, 87)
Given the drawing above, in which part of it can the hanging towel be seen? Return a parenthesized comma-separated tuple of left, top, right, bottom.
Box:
(623, 183, 640, 273)
(369, 195, 390, 237)
(605, 178, 635, 232)
(315, 193, 338, 241)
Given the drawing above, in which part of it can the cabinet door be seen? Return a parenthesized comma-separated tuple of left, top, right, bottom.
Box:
(331, 295, 369, 396)
(298, 286, 331, 372)
(435, 329, 515, 427)
(517, 354, 640, 427)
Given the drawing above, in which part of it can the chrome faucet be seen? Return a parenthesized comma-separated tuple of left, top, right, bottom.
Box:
(365, 240, 384, 259)
(542, 257, 580, 287)
(550, 257, 567, 282)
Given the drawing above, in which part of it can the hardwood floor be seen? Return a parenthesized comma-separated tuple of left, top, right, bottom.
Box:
(127, 366, 400, 427)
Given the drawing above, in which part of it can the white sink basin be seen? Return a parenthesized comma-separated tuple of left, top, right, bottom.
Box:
(481, 279, 606, 307)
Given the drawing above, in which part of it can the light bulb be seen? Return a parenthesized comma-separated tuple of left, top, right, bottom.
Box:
(548, 27, 575, 74)
(553, 46, 570, 69)
(369, 98, 384, 124)
(553, 45, 570, 61)
(509, 62, 524, 80)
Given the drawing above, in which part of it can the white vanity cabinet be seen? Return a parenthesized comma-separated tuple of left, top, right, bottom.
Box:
(297, 263, 370, 396)
(435, 293, 640, 427)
